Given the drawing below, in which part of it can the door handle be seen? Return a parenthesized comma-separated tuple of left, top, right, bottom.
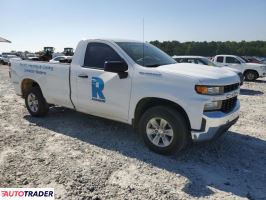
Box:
(224, 64, 228, 66)
(78, 74, 88, 78)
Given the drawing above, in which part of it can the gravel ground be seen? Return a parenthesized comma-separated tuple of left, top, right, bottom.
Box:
(0, 64, 265, 200)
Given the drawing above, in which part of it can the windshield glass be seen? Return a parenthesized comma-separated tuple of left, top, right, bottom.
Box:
(236, 56, 246, 63)
(200, 57, 217, 66)
(116, 42, 176, 67)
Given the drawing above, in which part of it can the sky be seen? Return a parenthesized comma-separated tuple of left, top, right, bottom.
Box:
(1, 0, 266, 52)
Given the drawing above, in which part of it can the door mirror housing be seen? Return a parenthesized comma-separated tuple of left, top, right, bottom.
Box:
(104, 61, 128, 79)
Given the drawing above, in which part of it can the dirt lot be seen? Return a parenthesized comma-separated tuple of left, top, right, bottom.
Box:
(0, 64, 265, 200)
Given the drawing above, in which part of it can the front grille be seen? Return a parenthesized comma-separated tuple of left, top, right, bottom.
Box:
(221, 97, 237, 113)
(224, 83, 239, 93)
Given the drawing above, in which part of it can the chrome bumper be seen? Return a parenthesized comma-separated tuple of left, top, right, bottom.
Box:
(191, 100, 240, 142)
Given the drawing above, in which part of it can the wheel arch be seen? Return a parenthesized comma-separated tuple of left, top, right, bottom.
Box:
(21, 78, 42, 98)
(243, 69, 259, 77)
(133, 97, 191, 130)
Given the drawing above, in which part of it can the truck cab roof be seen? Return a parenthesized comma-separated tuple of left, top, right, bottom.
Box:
(81, 38, 141, 44)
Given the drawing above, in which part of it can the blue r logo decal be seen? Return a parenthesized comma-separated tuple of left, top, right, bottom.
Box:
(92, 77, 105, 102)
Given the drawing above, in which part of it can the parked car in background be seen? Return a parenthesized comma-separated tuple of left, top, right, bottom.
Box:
(260, 58, 266, 64)
(49, 56, 72, 63)
(241, 56, 262, 64)
(52, 53, 65, 58)
(212, 55, 266, 81)
(1, 53, 12, 64)
(24, 53, 39, 61)
(2, 54, 21, 65)
(173, 55, 216, 66)
(173, 56, 243, 85)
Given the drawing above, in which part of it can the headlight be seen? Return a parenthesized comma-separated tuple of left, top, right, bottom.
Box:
(204, 100, 222, 111)
(195, 85, 224, 95)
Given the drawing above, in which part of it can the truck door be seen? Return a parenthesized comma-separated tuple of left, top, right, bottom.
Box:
(75, 42, 132, 123)
(215, 56, 225, 67)
(224, 56, 243, 72)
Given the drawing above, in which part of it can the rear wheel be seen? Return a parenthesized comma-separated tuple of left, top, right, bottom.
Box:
(244, 70, 258, 81)
(139, 106, 189, 155)
(25, 87, 49, 117)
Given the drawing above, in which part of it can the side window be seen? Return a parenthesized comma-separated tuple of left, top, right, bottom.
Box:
(216, 56, 224, 63)
(174, 58, 181, 63)
(84, 43, 122, 69)
(226, 57, 240, 64)
(196, 59, 205, 65)
(187, 58, 196, 64)
(179, 58, 188, 63)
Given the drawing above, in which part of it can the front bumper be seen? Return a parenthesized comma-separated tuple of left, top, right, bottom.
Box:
(259, 72, 266, 77)
(238, 73, 244, 85)
(258, 68, 266, 77)
(191, 100, 240, 142)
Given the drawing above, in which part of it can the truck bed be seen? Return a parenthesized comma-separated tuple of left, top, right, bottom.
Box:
(11, 60, 74, 109)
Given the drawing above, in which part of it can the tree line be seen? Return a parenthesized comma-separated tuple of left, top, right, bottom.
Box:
(150, 40, 266, 57)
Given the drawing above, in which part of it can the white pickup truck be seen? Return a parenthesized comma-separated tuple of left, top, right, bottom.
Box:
(213, 55, 266, 81)
(10, 39, 240, 154)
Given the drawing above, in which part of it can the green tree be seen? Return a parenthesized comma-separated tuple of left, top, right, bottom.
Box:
(150, 40, 266, 57)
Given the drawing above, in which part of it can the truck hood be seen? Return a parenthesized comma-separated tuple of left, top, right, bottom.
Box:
(223, 66, 241, 74)
(245, 63, 266, 67)
(158, 63, 240, 85)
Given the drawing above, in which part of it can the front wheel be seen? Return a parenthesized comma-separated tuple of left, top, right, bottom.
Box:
(25, 87, 49, 117)
(138, 106, 189, 155)
(244, 71, 258, 81)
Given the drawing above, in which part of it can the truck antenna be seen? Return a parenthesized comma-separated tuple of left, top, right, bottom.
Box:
(142, 17, 145, 66)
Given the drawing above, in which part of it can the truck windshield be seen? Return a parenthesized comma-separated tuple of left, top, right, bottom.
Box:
(236, 56, 246, 63)
(116, 42, 176, 67)
(200, 57, 217, 66)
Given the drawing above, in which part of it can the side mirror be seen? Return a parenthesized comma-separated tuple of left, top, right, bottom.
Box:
(104, 61, 128, 79)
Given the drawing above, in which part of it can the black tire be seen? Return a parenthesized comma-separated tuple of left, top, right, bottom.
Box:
(244, 70, 258, 81)
(25, 87, 49, 117)
(138, 106, 189, 155)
